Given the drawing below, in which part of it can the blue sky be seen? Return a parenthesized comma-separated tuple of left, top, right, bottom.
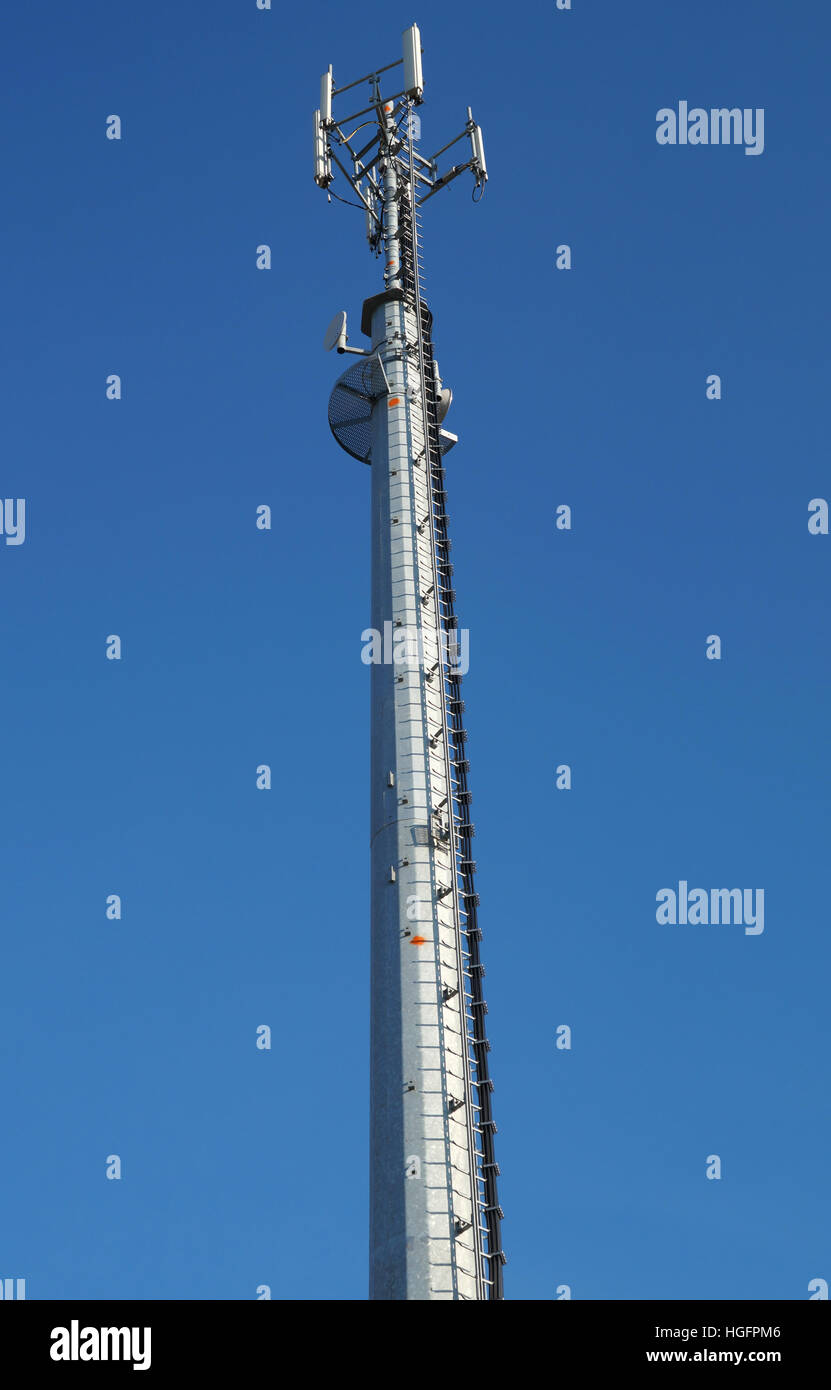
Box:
(1, 0, 829, 1300)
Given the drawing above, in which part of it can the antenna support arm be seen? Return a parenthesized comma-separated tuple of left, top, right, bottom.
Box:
(417, 161, 472, 205)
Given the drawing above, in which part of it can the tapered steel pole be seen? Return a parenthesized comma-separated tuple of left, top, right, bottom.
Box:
(319, 32, 502, 1300)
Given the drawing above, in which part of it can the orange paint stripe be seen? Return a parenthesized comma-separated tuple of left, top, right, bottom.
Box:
(410, 936, 427, 945)
(388, 397, 401, 407)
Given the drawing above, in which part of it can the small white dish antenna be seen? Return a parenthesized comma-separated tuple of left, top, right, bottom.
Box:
(324, 310, 348, 352)
(437, 387, 453, 423)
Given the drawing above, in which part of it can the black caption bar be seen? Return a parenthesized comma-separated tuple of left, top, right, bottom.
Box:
(1, 1299, 827, 1376)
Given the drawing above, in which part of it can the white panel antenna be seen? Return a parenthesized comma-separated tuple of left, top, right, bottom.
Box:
(402, 24, 424, 103)
(320, 67, 333, 125)
(470, 124, 487, 185)
(313, 109, 331, 187)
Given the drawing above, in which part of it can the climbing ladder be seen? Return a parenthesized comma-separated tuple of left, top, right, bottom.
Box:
(395, 114, 505, 1300)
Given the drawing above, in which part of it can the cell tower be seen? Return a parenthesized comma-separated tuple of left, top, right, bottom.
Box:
(314, 23, 504, 1301)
